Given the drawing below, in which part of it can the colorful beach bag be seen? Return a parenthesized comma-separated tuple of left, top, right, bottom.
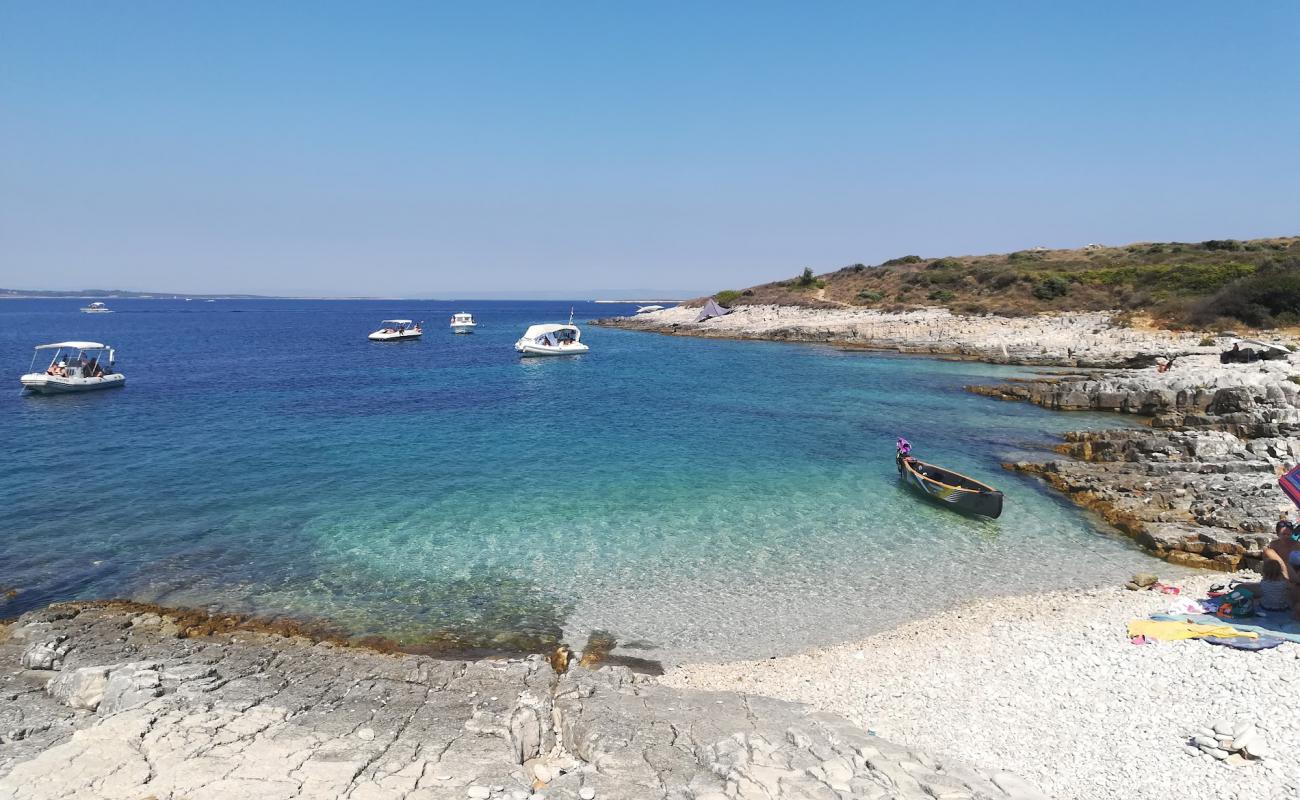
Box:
(1215, 586, 1257, 619)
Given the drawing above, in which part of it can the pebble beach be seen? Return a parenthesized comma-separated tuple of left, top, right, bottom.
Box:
(662, 572, 1299, 800)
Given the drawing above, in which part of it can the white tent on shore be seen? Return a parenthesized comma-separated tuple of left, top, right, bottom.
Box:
(695, 299, 731, 323)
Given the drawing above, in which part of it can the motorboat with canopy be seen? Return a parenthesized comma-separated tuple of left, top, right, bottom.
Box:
(450, 312, 477, 334)
(80, 301, 112, 313)
(514, 310, 589, 356)
(895, 438, 1003, 518)
(368, 319, 422, 341)
(20, 342, 125, 394)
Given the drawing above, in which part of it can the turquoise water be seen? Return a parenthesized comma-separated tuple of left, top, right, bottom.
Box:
(1, 299, 1155, 661)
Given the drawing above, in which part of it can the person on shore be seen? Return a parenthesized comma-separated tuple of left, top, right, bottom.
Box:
(1262, 519, 1300, 617)
(1243, 560, 1293, 613)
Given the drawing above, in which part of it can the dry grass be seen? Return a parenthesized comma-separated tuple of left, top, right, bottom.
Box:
(708, 236, 1300, 329)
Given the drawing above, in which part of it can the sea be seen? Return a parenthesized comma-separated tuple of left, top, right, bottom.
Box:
(1, 299, 1163, 663)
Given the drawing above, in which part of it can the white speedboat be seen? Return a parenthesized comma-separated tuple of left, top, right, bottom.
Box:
(368, 319, 423, 341)
(450, 312, 477, 334)
(635, 305, 665, 314)
(20, 342, 125, 394)
(514, 311, 589, 356)
(80, 302, 112, 313)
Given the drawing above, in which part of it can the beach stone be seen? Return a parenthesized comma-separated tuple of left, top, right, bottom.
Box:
(19, 641, 67, 671)
(1131, 573, 1159, 588)
(467, 786, 491, 799)
(47, 665, 112, 711)
(356, 727, 375, 741)
(578, 788, 596, 800)
(96, 662, 163, 715)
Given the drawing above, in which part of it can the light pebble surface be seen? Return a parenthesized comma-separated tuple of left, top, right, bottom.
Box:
(611, 305, 1231, 365)
(660, 572, 1300, 800)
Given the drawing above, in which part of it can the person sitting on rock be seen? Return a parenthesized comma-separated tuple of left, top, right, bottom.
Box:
(1262, 520, 1300, 617)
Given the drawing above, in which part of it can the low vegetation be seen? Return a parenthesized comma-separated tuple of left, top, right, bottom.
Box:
(709, 236, 1300, 329)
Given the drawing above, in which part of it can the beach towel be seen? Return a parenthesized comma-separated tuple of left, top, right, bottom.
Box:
(1203, 635, 1286, 651)
(1126, 619, 1259, 642)
(1149, 612, 1300, 643)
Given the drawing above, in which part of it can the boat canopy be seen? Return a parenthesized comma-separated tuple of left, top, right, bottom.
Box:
(380, 319, 413, 325)
(521, 324, 579, 340)
(35, 341, 107, 350)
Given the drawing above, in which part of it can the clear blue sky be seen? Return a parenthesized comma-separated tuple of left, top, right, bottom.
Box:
(2, 1, 1298, 297)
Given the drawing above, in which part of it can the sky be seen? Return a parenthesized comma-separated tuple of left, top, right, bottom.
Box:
(2, 1, 1298, 298)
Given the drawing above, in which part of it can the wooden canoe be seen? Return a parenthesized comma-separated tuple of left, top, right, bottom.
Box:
(896, 453, 1004, 519)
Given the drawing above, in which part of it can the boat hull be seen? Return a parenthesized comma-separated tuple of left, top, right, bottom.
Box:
(451, 324, 476, 334)
(897, 456, 1003, 518)
(20, 373, 126, 394)
(368, 331, 422, 341)
(514, 341, 589, 356)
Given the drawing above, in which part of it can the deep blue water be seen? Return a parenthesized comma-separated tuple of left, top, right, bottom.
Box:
(0, 299, 1157, 660)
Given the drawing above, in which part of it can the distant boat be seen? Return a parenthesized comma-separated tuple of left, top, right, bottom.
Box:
(895, 440, 1003, 518)
(635, 305, 666, 314)
(514, 310, 588, 356)
(80, 302, 112, 313)
(20, 341, 125, 394)
(450, 312, 477, 334)
(368, 319, 422, 342)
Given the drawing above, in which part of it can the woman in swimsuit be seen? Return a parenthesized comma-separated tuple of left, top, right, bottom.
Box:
(1262, 519, 1300, 619)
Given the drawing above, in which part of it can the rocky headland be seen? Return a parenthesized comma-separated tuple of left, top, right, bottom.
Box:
(598, 306, 1218, 366)
(972, 352, 1300, 570)
(0, 601, 1045, 800)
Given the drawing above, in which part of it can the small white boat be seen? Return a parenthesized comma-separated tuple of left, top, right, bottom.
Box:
(80, 302, 112, 313)
(368, 319, 423, 342)
(20, 342, 125, 394)
(635, 305, 665, 314)
(450, 312, 477, 334)
(514, 311, 589, 356)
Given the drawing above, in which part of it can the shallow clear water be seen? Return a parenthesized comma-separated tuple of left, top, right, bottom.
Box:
(1, 299, 1156, 662)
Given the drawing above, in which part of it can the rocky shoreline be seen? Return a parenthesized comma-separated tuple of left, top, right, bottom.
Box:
(0, 600, 1046, 800)
(598, 305, 1220, 367)
(973, 352, 1300, 571)
(607, 305, 1300, 572)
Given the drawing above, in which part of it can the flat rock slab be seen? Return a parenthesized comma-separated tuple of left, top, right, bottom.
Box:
(0, 603, 1036, 799)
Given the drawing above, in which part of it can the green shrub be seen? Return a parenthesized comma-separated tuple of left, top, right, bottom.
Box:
(851, 263, 866, 272)
(1191, 256, 1300, 327)
(927, 289, 956, 301)
(1202, 239, 1243, 251)
(1198, 336, 1215, 346)
(883, 255, 922, 266)
(1008, 250, 1045, 262)
(1032, 275, 1070, 300)
(857, 289, 884, 302)
(925, 269, 964, 286)
(795, 267, 817, 287)
(713, 290, 742, 307)
(928, 258, 963, 270)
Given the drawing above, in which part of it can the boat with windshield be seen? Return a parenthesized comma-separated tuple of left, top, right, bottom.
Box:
(20, 342, 125, 394)
(514, 310, 589, 356)
(450, 312, 477, 334)
(79, 301, 112, 313)
(368, 319, 422, 341)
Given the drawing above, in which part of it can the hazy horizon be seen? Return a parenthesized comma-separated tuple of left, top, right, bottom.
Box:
(3, 1, 1298, 296)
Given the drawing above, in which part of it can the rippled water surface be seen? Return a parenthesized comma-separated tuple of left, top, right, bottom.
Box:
(1, 299, 1156, 661)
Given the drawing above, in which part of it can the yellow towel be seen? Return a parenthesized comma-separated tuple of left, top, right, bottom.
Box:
(1127, 619, 1259, 641)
